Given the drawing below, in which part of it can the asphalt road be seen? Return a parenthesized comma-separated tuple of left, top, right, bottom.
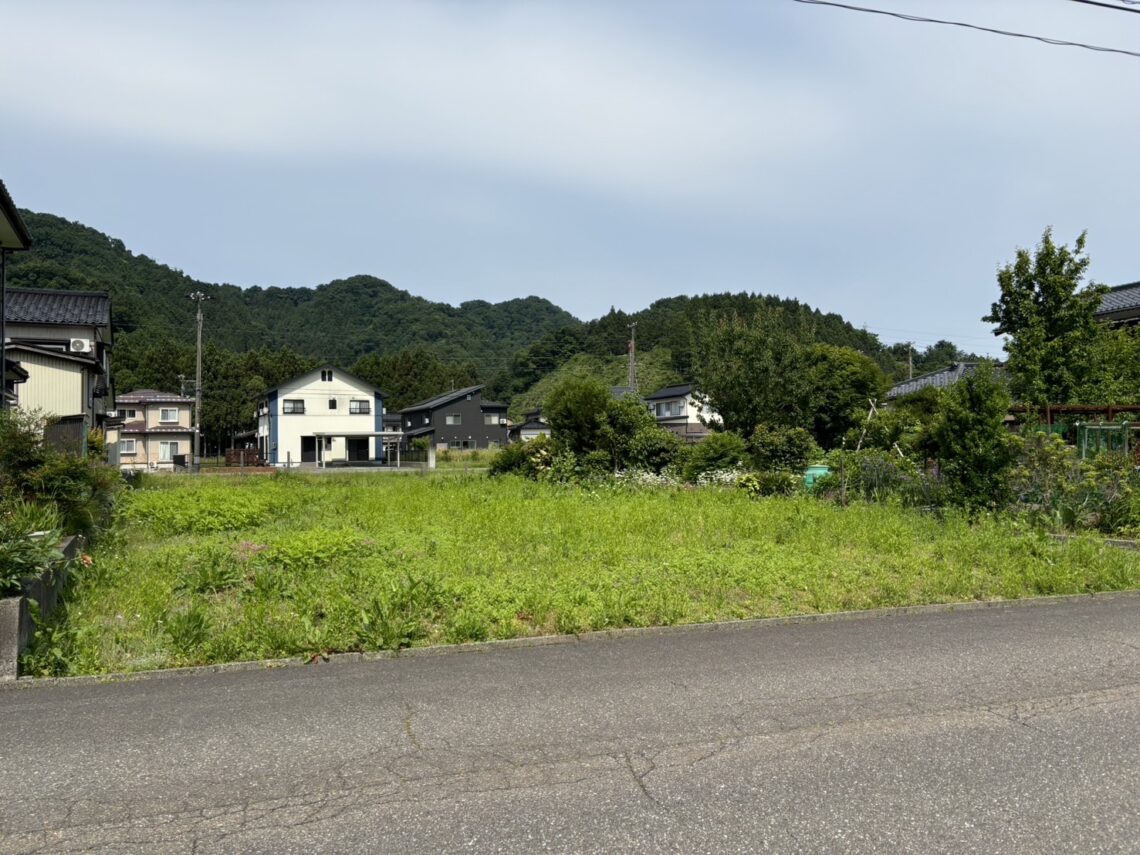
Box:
(2, 595, 1138, 854)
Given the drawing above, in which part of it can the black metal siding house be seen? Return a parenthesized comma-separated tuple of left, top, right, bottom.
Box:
(399, 385, 508, 450)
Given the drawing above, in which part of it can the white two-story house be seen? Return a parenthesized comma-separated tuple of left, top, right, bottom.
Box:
(115, 389, 195, 470)
(256, 366, 387, 466)
(643, 383, 719, 444)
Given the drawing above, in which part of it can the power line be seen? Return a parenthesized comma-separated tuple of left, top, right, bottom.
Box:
(793, 0, 1140, 59)
(1068, 0, 1140, 12)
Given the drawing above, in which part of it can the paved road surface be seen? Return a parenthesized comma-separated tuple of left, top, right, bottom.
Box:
(1, 595, 1137, 854)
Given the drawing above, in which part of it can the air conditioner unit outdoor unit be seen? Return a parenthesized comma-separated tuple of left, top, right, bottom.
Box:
(499, 418, 508, 425)
(69, 338, 93, 353)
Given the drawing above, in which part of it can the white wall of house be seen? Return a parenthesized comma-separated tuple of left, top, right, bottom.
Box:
(259, 369, 382, 465)
(13, 350, 85, 418)
(650, 392, 717, 427)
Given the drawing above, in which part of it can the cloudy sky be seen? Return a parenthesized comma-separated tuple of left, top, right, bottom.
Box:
(2, 1, 1137, 355)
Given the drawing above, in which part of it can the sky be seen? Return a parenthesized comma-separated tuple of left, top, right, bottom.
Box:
(2, 0, 1138, 357)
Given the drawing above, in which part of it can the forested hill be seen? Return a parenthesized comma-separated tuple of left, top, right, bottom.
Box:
(7, 211, 580, 372)
(7, 209, 975, 434)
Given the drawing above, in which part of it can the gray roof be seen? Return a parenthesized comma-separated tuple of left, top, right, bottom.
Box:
(260, 364, 387, 399)
(887, 362, 981, 399)
(644, 383, 693, 401)
(5, 288, 110, 327)
(118, 389, 194, 404)
(1095, 282, 1140, 318)
(401, 384, 484, 413)
(0, 180, 32, 250)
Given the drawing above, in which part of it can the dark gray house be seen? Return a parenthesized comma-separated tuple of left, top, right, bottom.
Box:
(399, 385, 509, 450)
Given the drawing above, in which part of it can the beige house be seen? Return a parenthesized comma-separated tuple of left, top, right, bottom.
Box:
(116, 389, 195, 470)
(4, 288, 114, 446)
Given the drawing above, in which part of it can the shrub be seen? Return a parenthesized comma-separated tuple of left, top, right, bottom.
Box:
(819, 448, 937, 506)
(738, 471, 800, 498)
(681, 432, 749, 483)
(489, 434, 554, 479)
(0, 501, 64, 595)
(932, 362, 1015, 510)
(749, 424, 820, 472)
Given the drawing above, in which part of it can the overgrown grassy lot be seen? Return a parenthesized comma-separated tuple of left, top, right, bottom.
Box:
(26, 472, 1139, 675)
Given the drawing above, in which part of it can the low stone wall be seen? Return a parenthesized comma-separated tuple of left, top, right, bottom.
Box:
(0, 535, 82, 680)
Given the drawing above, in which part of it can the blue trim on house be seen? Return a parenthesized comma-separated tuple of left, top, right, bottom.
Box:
(268, 390, 278, 464)
(374, 392, 384, 460)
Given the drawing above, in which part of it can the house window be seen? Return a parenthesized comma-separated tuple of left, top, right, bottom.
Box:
(120, 438, 137, 454)
(118, 408, 137, 420)
(449, 439, 475, 450)
(466, 393, 473, 400)
(283, 400, 305, 414)
(483, 413, 502, 426)
(445, 413, 461, 425)
(328, 398, 337, 410)
(159, 407, 178, 423)
(321, 370, 333, 382)
(159, 441, 179, 462)
(423, 415, 430, 425)
(350, 400, 370, 414)
(406, 418, 412, 428)
(655, 401, 684, 418)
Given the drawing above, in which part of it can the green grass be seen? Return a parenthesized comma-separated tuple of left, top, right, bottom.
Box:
(24, 473, 1139, 676)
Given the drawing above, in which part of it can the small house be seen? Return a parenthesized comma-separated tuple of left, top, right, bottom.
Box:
(115, 389, 195, 470)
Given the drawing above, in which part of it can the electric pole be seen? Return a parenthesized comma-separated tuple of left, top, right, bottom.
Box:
(189, 291, 208, 469)
(907, 342, 914, 380)
(627, 321, 638, 391)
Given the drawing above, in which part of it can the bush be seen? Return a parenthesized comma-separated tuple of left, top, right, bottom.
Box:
(738, 471, 800, 498)
(818, 448, 938, 506)
(932, 362, 1015, 510)
(681, 432, 749, 483)
(0, 410, 122, 539)
(0, 501, 64, 595)
(488, 435, 554, 479)
(749, 424, 820, 472)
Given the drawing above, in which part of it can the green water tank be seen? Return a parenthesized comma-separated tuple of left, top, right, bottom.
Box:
(804, 465, 830, 490)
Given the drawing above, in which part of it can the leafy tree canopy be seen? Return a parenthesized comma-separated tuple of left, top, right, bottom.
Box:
(983, 228, 1106, 405)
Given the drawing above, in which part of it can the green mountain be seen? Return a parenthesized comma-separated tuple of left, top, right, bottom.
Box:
(6, 209, 969, 441)
(7, 211, 580, 373)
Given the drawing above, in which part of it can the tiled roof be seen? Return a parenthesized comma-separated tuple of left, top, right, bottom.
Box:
(1096, 282, 1140, 317)
(401, 385, 484, 413)
(644, 384, 693, 401)
(888, 363, 982, 399)
(5, 288, 110, 327)
(0, 181, 32, 250)
(117, 389, 193, 403)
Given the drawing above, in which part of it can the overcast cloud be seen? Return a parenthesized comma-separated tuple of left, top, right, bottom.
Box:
(2, 1, 1137, 355)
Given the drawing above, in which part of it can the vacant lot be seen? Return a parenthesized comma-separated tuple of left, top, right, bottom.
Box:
(26, 472, 1139, 675)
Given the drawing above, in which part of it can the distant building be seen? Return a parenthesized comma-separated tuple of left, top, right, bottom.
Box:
(1095, 281, 1140, 326)
(887, 362, 985, 400)
(642, 383, 717, 444)
(115, 389, 194, 470)
(256, 365, 387, 466)
(508, 408, 551, 443)
(399, 385, 508, 450)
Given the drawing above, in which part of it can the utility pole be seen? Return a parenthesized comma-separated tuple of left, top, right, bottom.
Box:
(189, 291, 208, 469)
(627, 321, 638, 392)
(907, 342, 914, 380)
